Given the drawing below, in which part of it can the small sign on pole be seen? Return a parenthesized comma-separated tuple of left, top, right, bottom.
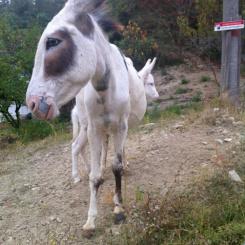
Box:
(214, 20, 244, 31)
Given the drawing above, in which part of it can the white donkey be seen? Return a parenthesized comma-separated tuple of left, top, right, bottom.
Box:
(71, 55, 158, 183)
(26, 0, 131, 233)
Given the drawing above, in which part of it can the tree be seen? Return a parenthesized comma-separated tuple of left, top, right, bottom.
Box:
(0, 17, 41, 128)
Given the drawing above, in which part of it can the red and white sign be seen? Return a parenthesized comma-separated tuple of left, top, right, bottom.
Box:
(214, 20, 244, 31)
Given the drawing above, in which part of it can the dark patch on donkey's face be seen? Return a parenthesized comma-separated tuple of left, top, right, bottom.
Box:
(44, 29, 76, 77)
(94, 66, 111, 92)
(74, 12, 94, 39)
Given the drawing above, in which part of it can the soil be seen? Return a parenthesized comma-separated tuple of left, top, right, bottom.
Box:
(0, 65, 244, 244)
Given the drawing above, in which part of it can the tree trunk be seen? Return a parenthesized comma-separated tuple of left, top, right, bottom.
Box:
(221, 0, 241, 106)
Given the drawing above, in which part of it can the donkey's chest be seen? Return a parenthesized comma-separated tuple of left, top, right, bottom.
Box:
(86, 99, 116, 126)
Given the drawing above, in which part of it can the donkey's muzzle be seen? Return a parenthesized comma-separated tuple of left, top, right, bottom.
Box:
(27, 96, 55, 120)
(39, 97, 49, 114)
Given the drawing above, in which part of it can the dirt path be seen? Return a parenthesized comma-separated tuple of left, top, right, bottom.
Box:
(0, 114, 242, 244)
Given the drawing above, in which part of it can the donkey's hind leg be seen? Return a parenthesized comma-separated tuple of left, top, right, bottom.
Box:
(71, 126, 88, 184)
(101, 134, 109, 179)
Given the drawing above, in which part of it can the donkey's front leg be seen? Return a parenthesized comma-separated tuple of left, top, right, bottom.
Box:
(112, 120, 128, 224)
(83, 125, 103, 232)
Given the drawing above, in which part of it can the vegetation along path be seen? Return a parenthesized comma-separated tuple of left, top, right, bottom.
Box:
(0, 104, 243, 244)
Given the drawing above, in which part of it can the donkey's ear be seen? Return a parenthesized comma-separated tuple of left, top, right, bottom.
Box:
(67, 0, 106, 12)
(145, 59, 151, 67)
(138, 57, 157, 83)
(148, 57, 157, 72)
(73, 12, 95, 38)
(141, 59, 151, 73)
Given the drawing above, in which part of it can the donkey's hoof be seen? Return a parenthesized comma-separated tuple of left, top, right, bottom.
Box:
(114, 212, 126, 224)
(82, 229, 95, 239)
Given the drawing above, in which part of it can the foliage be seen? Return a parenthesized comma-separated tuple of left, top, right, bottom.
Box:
(14, 119, 68, 143)
(0, 0, 64, 129)
(181, 78, 190, 85)
(191, 91, 203, 102)
(0, 16, 41, 128)
(175, 87, 189, 95)
(177, 0, 222, 60)
(106, 163, 245, 245)
(144, 101, 203, 124)
(109, 0, 225, 65)
(200, 75, 211, 83)
(116, 21, 157, 69)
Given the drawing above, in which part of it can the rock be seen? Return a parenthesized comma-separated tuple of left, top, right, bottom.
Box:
(206, 129, 216, 135)
(215, 139, 223, 145)
(41, 221, 46, 226)
(6, 237, 14, 244)
(213, 108, 220, 112)
(173, 123, 184, 129)
(56, 217, 62, 223)
(215, 120, 222, 125)
(222, 129, 229, 135)
(140, 123, 155, 130)
(202, 142, 208, 145)
(229, 170, 243, 183)
(224, 138, 232, 143)
(49, 216, 56, 221)
(233, 121, 243, 127)
(228, 117, 235, 124)
(110, 226, 120, 236)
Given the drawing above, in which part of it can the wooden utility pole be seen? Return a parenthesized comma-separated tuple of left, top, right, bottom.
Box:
(221, 0, 241, 106)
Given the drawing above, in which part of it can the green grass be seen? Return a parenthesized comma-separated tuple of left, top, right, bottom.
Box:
(14, 119, 69, 143)
(175, 87, 189, 95)
(107, 157, 245, 245)
(191, 91, 203, 102)
(181, 78, 190, 85)
(144, 102, 203, 124)
(200, 75, 211, 83)
(0, 118, 70, 145)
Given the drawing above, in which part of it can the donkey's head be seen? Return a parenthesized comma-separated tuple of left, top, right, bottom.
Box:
(139, 58, 159, 101)
(26, 0, 111, 120)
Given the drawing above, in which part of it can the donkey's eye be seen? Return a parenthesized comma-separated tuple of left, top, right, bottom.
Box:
(46, 38, 62, 50)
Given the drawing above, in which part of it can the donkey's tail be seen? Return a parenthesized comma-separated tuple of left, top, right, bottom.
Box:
(71, 106, 80, 141)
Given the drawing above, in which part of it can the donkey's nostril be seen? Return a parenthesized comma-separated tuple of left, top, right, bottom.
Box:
(38, 99, 50, 114)
(31, 101, 36, 111)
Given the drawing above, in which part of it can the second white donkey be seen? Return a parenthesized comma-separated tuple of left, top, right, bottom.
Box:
(71, 53, 159, 183)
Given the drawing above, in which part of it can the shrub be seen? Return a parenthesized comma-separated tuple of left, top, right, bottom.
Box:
(200, 75, 211, 82)
(181, 79, 190, 85)
(13, 119, 67, 143)
(191, 91, 203, 102)
(107, 167, 245, 245)
(116, 21, 158, 69)
(175, 87, 189, 95)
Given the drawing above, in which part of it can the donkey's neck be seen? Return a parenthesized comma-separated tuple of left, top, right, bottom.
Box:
(90, 24, 113, 93)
